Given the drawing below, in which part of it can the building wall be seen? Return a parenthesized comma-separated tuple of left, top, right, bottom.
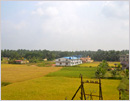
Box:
(55, 58, 82, 66)
(120, 54, 129, 70)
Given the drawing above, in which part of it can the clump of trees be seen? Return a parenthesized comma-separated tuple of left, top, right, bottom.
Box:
(1, 49, 129, 63)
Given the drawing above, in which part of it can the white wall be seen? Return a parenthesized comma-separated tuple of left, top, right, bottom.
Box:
(55, 58, 82, 66)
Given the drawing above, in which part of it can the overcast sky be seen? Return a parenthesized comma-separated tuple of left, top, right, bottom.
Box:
(1, 1, 129, 51)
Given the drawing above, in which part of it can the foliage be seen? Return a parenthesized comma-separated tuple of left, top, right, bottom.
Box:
(118, 77, 129, 100)
(111, 69, 117, 77)
(37, 61, 55, 67)
(8, 59, 16, 64)
(1, 58, 8, 64)
(95, 67, 106, 78)
(125, 69, 129, 77)
(1, 82, 11, 87)
(1, 49, 129, 62)
(95, 60, 109, 78)
(98, 60, 109, 69)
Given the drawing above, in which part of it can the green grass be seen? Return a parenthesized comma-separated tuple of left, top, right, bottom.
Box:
(46, 67, 97, 78)
(1, 77, 120, 100)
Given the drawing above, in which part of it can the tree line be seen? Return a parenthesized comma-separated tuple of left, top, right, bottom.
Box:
(1, 49, 129, 62)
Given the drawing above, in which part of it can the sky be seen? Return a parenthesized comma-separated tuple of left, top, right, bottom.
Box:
(1, 1, 129, 51)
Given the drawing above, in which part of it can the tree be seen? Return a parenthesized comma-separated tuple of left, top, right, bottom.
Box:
(95, 67, 106, 78)
(95, 60, 109, 78)
(111, 69, 117, 77)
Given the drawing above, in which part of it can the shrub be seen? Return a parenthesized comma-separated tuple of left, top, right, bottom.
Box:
(1, 82, 11, 87)
(117, 77, 129, 100)
(111, 69, 117, 77)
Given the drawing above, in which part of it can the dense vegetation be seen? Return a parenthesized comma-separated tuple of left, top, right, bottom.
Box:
(1, 49, 129, 62)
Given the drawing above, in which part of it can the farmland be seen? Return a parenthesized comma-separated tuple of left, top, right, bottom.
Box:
(2, 77, 120, 100)
(78, 61, 120, 67)
(46, 67, 97, 78)
(1, 62, 122, 100)
(1, 64, 62, 83)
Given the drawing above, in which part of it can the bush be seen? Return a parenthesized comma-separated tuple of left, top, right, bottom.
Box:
(111, 69, 117, 77)
(117, 77, 129, 100)
(1, 82, 11, 87)
(8, 59, 16, 64)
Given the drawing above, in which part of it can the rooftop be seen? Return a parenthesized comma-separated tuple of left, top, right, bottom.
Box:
(63, 56, 79, 59)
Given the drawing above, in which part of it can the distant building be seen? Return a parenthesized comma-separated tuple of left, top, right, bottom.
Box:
(120, 54, 129, 70)
(80, 56, 94, 63)
(55, 56, 82, 66)
(43, 58, 47, 61)
(15, 60, 29, 64)
(3, 57, 9, 60)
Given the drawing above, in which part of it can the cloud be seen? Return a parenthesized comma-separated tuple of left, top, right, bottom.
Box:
(32, 7, 59, 17)
(102, 1, 129, 20)
(32, 8, 44, 16)
(36, 1, 46, 6)
(1, 1, 129, 50)
(14, 21, 27, 30)
(45, 7, 59, 16)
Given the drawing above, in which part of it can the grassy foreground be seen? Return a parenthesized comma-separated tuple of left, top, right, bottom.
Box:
(1, 77, 120, 100)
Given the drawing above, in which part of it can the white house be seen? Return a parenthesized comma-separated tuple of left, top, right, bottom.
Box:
(55, 56, 82, 66)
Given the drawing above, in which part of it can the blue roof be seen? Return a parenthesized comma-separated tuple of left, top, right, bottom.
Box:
(63, 56, 78, 59)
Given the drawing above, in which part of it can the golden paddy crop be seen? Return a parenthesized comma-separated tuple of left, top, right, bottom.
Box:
(79, 61, 120, 67)
(1, 63, 121, 100)
(1, 64, 62, 83)
(1, 77, 120, 100)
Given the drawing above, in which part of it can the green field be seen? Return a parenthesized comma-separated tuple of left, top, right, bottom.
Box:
(1, 62, 122, 100)
(46, 67, 97, 78)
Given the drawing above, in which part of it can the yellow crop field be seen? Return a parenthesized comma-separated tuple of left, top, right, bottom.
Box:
(79, 62, 120, 67)
(1, 64, 62, 83)
(1, 77, 120, 100)
(1, 63, 122, 100)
